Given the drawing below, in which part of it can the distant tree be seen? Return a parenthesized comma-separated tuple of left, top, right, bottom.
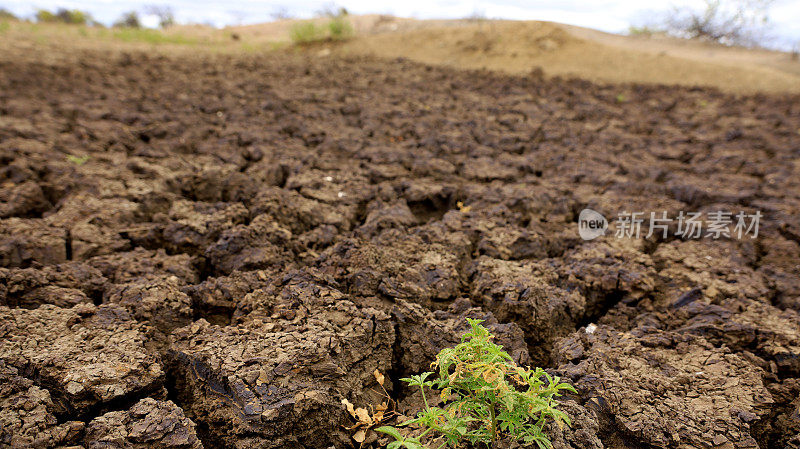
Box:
(662, 0, 775, 47)
(145, 5, 175, 28)
(36, 8, 92, 25)
(114, 11, 141, 28)
(35, 9, 56, 23)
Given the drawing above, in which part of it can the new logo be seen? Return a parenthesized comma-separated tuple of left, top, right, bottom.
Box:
(578, 209, 607, 240)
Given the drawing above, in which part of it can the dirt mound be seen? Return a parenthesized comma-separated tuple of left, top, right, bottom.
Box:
(231, 16, 800, 94)
(0, 44, 799, 449)
(330, 20, 800, 94)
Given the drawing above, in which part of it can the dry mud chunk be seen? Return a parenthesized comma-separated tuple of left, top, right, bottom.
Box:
(241, 159, 293, 189)
(162, 200, 249, 254)
(474, 222, 578, 261)
(555, 326, 773, 448)
(0, 304, 163, 415)
(399, 179, 457, 223)
(171, 166, 258, 203)
(554, 239, 656, 318)
(248, 186, 355, 233)
(84, 398, 202, 449)
(88, 248, 198, 284)
(580, 188, 687, 222)
(440, 207, 569, 261)
(183, 270, 269, 321)
(0, 261, 106, 308)
(204, 213, 293, 275)
(297, 223, 338, 250)
(667, 172, 760, 207)
(284, 168, 375, 205)
(653, 239, 768, 305)
(0, 180, 52, 218)
(357, 199, 416, 236)
(0, 361, 84, 448)
(104, 276, 194, 335)
(393, 298, 531, 373)
(409, 156, 456, 176)
(761, 378, 800, 449)
(456, 182, 579, 224)
(0, 218, 67, 267)
(232, 267, 343, 322)
(469, 256, 585, 362)
(167, 302, 394, 449)
(542, 400, 603, 449)
(319, 229, 470, 307)
(757, 236, 800, 311)
(673, 299, 800, 376)
(461, 156, 520, 181)
(44, 194, 142, 260)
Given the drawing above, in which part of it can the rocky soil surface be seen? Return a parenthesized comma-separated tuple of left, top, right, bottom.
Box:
(0, 46, 799, 449)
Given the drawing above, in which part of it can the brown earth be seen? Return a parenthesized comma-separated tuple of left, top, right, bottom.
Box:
(232, 16, 800, 95)
(1, 32, 800, 449)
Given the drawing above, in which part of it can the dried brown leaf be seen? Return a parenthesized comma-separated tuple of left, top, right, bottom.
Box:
(341, 398, 356, 417)
(374, 369, 385, 386)
(354, 407, 372, 425)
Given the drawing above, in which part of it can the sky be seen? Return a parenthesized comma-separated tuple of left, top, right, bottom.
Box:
(4, 0, 800, 50)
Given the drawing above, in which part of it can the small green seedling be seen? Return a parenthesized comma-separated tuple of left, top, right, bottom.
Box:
(377, 319, 575, 449)
(66, 154, 90, 165)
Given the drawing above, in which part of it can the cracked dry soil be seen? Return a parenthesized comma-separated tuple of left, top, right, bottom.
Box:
(0, 47, 799, 449)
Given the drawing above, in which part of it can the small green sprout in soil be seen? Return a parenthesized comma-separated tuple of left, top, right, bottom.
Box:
(377, 319, 575, 449)
(66, 154, 90, 165)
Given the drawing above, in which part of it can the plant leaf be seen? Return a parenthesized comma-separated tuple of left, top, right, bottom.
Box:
(374, 369, 385, 386)
(354, 407, 372, 425)
(341, 398, 356, 417)
(376, 426, 404, 440)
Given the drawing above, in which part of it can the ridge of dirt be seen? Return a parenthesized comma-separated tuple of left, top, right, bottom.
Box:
(231, 16, 800, 94)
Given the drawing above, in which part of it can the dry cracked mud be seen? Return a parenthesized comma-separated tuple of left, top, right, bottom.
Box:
(0, 45, 799, 449)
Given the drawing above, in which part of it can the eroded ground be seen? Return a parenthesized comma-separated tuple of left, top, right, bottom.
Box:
(1, 46, 799, 449)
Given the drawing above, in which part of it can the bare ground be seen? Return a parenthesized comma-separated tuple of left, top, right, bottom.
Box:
(0, 35, 799, 449)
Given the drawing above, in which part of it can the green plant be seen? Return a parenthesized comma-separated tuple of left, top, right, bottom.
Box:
(107, 28, 196, 45)
(66, 154, 89, 165)
(377, 319, 575, 449)
(35, 9, 55, 23)
(327, 16, 353, 40)
(628, 25, 659, 36)
(36, 8, 92, 25)
(290, 21, 324, 44)
(290, 16, 353, 45)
